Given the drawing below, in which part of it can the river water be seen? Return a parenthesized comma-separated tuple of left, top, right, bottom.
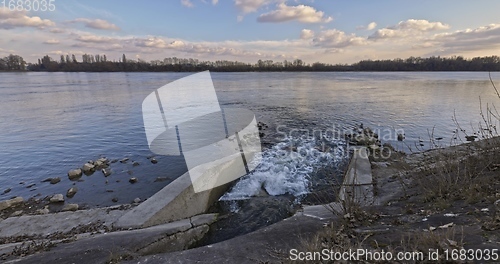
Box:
(0, 72, 499, 208)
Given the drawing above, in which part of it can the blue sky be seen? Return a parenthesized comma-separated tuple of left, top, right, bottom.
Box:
(1, 0, 500, 63)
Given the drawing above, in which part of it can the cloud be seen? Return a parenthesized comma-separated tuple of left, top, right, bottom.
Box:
(258, 3, 333, 23)
(432, 24, 500, 53)
(212, 0, 219, 5)
(44, 39, 60, 44)
(0, 8, 55, 29)
(49, 28, 65, 34)
(71, 18, 120, 31)
(370, 19, 449, 40)
(357, 22, 377, 31)
(313, 29, 367, 48)
(234, 0, 276, 14)
(181, 0, 194, 8)
(300, 29, 314, 39)
(75, 34, 117, 43)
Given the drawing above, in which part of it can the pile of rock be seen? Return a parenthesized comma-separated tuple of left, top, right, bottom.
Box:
(346, 126, 381, 150)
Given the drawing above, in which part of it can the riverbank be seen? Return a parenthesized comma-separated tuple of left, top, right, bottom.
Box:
(1, 137, 499, 263)
(295, 136, 500, 263)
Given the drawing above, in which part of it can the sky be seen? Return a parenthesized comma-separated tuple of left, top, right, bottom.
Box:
(1, 0, 500, 64)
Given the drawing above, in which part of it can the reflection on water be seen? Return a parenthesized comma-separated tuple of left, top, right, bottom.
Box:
(0, 72, 498, 205)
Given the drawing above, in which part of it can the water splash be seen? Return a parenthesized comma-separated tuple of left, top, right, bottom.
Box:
(220, 136, 346, 201)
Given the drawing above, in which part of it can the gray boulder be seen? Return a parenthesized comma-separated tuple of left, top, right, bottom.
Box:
(82, 163, 95, 174)
(68, 169, 82, 180)
(49, 194, 65, 203)
(66, 187, 78, 198)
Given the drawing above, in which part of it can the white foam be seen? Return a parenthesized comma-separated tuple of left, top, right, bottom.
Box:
(220, 136, 346, 201)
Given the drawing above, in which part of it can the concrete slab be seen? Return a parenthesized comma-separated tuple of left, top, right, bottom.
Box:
(339, 147, 374, 205)
(123, 215, 329, 264)
(190, 213, 218, 227)
(0, 208, 126, 239)
(115, 171, 231, 229)
(4, 218, 198, 263)
(301, 203, 341, 220)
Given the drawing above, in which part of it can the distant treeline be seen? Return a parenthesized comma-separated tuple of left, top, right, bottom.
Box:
(1, 53, 500, 72)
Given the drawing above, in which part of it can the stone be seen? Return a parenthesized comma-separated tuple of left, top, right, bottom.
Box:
(132, 161, 140, 167)
(82, 163, 95, 174)
(154, 177, 168, 182)
(97, 157, 109, 164)
(133, 198, 141, 203)
(50, 194, 64, 203)
(190, 213, 218, 227)
(66, 187, 78, 198)
(112, 198, 118, 203)
(50, 177, 61, 184)
(68, 169, 83, 180)
(494, 199, 500, 209)
(0, 197, 24, 211)
(3, 188, 11, 194)
(11, 210, 23, 217)
(36, 208, 50, 215)
(120, 158, 129, 163)
(150, 158, 158, 164)
(102, 168, 112, 177)
(62, 204, 79, 212)
(129, 177, 138, 184)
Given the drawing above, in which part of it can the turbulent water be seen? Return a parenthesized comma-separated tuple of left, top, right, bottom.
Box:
(220, 135, 346, 202)
(0, 72, 499, 206)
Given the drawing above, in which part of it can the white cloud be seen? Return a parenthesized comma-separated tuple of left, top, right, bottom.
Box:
(49, 28, 65, 34)
(181, 0, 194, 8)
(300, 29, 314, 39)
(431, 24, 500, 53)
(366, 22, 377, 31)
(234, 0, 276, 14)
(44, 39, 60, 44)
(0, 8, 55, 29)
(357, 22, 377, 31)
(370, 19, 449, 40)
(212, 0, 219, 5)
(313, 29, 367, 48)
(258, 3, 333, 23)
(71, 18, 120, 31)
(75, 34, 117, 43)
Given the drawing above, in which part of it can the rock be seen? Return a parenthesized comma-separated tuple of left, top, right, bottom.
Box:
(133, 198, 141, 203)
(494, 199, 500, 209)
(62, 204, 79, 212)
(132, 161, 140, 167)
(36, 207, 50, 215)
(3, 188, 11, 194)
(150, 158, 158, 164)
(120, 158, 129, 163)
(154, 177, 168, 182)
(110, 159, 118, 163)
(106, 189, 114, 193)
(465, 135, 477, 142)
(102, 168, 112, 177)
(11, 210, 23, 217)
(49, 194, 64, 203)
(0, 197, 24, 211)
(397, 133, 405, 141)
(112, 197, 118, 203)
(50, 177, 61, 184)
(41, 178, 52, 182)
(68, 169, 83, 180)
(129, 177, 138, 184)
(97, 157, 109, 164)
(82, 163, 95, 175)
(66, 187, 78, 198)
(25, 183, 36, 189)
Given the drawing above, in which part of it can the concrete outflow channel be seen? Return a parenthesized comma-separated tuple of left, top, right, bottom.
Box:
(0, 148, 373, 263)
